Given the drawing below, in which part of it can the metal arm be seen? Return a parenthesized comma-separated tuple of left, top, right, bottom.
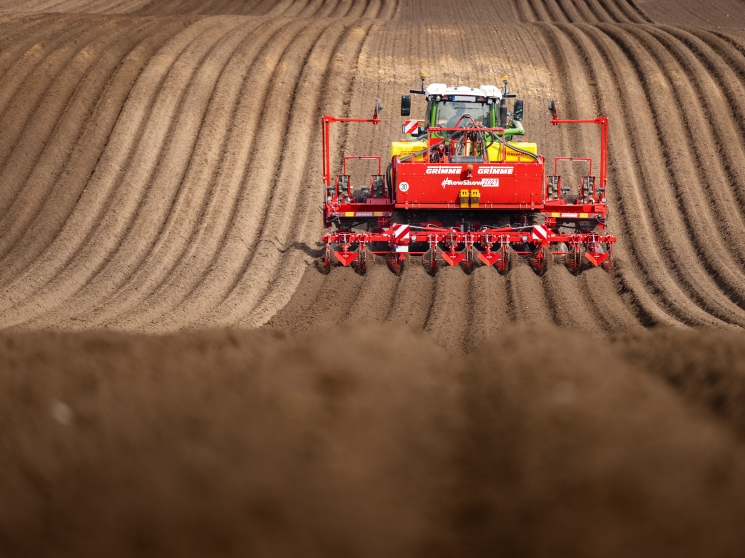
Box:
(322, 102, 381, 187)
(549, 102, 609, 193)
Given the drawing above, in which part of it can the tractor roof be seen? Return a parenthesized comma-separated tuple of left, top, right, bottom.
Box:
(424, 83, 501, 100)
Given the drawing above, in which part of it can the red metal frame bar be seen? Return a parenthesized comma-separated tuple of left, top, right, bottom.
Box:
(322, 225, 616, 268)
(322, 109, 380, 188)
(550, 109, 608, 194)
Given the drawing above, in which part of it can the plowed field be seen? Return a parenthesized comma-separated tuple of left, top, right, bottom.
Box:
(3, 1, 745, 556)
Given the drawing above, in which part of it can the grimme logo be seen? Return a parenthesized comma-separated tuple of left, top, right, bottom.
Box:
(478, 167, 514, 175)
(426, 166, 461, 174)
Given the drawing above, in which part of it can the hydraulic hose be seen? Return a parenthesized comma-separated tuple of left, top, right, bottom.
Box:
(490, 131, 540, 161)
(398, 138, 445, 163)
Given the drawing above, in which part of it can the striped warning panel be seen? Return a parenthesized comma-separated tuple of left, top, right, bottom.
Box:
(393, 224, 410, 242)
(531, 224, 548, 241)
(402, 120, 418, 135)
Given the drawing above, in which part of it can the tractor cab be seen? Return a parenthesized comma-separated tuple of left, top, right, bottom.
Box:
(426, 85, 500, 129)
(395, 77, 536, 163)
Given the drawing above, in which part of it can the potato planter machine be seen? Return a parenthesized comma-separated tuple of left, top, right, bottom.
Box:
(320, 77, 616, 275)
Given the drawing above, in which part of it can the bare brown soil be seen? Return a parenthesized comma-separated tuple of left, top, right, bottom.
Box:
(2, 0, 745, 555)
(4, 324, 745, 557)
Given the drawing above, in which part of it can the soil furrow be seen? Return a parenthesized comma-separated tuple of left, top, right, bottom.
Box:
(44, 18, 272, 330)
(647, 26, 745, 264)
(506, 263, 554, 324)
(581, 268, 643, 332)
(227, 21, 377, 330)
(149, 19, 345, 331)
(97, 18, 312, 331)
(0, 19, 190, 278)
(0, 17, 223, 326)
(682, 28, 745, 217)
(541, 0, 571, 22)
(179, 19, 347, 329)
(14, 17, 246, 328)
(464, 267, 510, 351)
(541, 264, 607, 334)
(0, 18, 98, 212)
(567, 23, 729, 326)
(423, 267, 470, 353)
(612, 25, 745, 324)
(0, 19, 157, 273)
(594, 0, 627, 22)
(343, 263, 398, 323)
(384, 263, 435, 330)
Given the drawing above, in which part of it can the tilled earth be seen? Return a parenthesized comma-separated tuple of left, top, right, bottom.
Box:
(3, 0, 745, 555)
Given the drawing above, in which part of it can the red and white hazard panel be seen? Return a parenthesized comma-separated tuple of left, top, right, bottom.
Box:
(402, 120, 418, 135)
(393, 224, 411, 252)
(531, 224, 548, 241)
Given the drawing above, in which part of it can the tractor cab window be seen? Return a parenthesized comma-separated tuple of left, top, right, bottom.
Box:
(435, 96, 491, 128)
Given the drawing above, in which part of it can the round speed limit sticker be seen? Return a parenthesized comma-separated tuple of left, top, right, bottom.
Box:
(399, 181, 409, 192)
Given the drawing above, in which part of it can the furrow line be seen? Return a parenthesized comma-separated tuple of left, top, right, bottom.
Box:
(541, 264, 608, 334)
(343, 263, 398, 324)
(464, 267, 510, 350)
(506, 263, 553, 324)
(22, 17, 249, 327)
(0, 17, 96, 211)
(615, 0, 651, 22)
(122, 18, 320, 331)
(528, 23, 615, 332)
(686, 28, 745, 214)
(510, 0, 534, 22)
(578, 0, 609, 22)
(0, 17, 223, 326)
(566, 0, 598, 22)
(649, 26, 745, 264)
(627, 0, 655, 23)
(385, 263, 434, 331)
(565, 23, 715, 326)
(155, 19, 343, 331)
(0, 19, 156, 272)
(90, 18, 296, 330)
(0, 15, 58, 78)
(538, 0, 569, 22)
(0, 18, 190, 282)
(423, 268, 470, 353)
(596, 24, 745, 326)
(594, 0, 629, 22)
(621, 25, 745, 318)
(580, 268, 643, 332)
(35, 17, 267, 330)
(234, 21, 379, 329)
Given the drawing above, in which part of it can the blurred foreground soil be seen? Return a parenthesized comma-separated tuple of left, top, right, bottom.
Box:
(2, 324, 745, 557)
